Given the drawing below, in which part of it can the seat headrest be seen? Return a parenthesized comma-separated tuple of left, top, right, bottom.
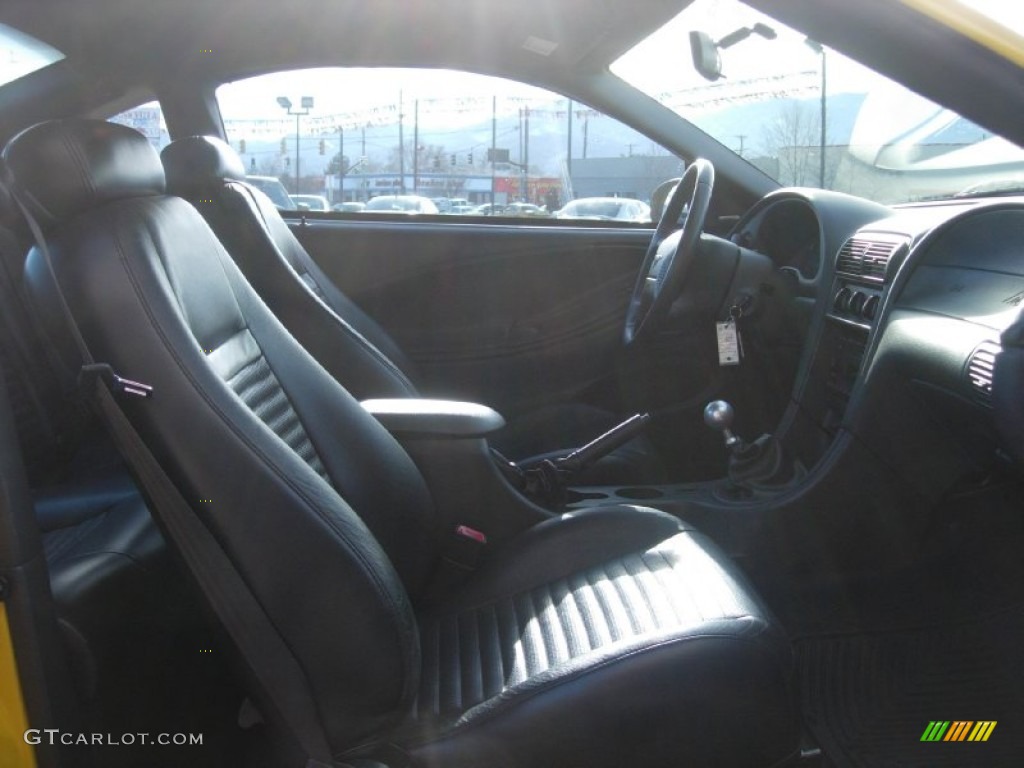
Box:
(2, 118, 165, 226)
(161, 135, 246, 196)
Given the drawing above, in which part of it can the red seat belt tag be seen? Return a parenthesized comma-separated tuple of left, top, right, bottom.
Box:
(455, 524, 487, 544)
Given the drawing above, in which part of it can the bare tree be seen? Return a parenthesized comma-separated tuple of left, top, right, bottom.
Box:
(758, 100, 844, 189)
(326, 152, 351, 174)
(254, 155, 284, 177)
(760, 101, 821, 186)
(386, 142, 447, 173)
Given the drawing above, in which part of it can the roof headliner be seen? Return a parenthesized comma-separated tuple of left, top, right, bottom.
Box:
(1, 0, 1022, 151)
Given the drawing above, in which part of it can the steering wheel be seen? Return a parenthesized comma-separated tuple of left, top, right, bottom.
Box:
(624, 158, 715, 346)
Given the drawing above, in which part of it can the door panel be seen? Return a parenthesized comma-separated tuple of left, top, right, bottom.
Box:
(293, 218, 650, 414)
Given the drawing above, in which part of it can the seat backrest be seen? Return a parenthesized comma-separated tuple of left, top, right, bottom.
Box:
(161, 136, 419, 400)
(5, 119, 436, 749)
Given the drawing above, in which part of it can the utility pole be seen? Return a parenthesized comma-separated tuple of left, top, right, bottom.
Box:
(524, 106, 530, 203)
(412, 99, 419, 195)
(398, 89, 405, 193)
(735, 135, 746, 157)
(567, 99, 573, 179)
(582, 113, 589, 159)
(490, 95, 496, 209)
(276, 96, 313, 194)
(819, 49, 827, 188)
(805, 39, 827, 188)
(338, 125, 344, 203)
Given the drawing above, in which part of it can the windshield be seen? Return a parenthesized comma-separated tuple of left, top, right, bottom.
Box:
(612, 0, 1024, 204)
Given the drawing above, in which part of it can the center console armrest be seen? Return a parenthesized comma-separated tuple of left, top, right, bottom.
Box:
(360, 399, 505, 438)
(360, 398, 549, 546)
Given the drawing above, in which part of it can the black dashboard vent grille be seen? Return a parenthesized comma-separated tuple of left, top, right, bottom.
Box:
(836, 235, 906, 282)
(966, 341, 1000, 406)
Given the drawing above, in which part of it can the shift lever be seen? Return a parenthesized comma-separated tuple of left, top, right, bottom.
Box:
(704, 399, 793, 487)
(703, 400, 743, 452)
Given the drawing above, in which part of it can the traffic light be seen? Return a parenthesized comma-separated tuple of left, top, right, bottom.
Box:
(450, 154, 456, 166)
(239, 138, 246, 154)
(280, 138, 287, 154)
(433, 157, 440, 169)
(468, 151, 473, 165)
(319, 139, 325, 155)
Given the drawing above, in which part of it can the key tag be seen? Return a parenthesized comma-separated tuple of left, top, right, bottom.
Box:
(716, 304, 743, 366)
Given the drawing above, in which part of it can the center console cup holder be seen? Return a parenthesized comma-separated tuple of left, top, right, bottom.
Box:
(614, 487, 666, 501)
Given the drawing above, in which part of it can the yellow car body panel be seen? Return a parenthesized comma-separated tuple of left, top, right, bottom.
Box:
(900, 0, 1024, 67)
(0, 604, 35, 768)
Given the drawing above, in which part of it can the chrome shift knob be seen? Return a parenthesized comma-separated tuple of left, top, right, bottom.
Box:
(703, 400, 733, 430)
(704, 400, 740, 448)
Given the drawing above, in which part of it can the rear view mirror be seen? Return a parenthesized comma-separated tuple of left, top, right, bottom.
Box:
(690, 24, 777, 82)
(689, 31, 723, 82)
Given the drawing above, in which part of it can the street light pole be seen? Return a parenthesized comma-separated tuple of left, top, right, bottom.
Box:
(804, 39, 827, 188)
(818, 49, 827, 188)
(277, 96, 314, 194)
(339, 125, 344, 204)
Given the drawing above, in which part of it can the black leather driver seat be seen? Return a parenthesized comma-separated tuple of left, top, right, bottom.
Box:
(8, 119, 798, 767)
(160, 135, 661, 485)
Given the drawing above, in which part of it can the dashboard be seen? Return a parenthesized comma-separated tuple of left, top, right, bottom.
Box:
(733, 191, 1024, 498)
(734, 198, 822, 280)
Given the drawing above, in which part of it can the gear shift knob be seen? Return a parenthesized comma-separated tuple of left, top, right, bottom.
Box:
(703, 400, 733, 430)
(704, 400, 741, 448)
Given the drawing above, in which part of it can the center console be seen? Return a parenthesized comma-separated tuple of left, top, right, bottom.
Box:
(814, 232, 910, 434)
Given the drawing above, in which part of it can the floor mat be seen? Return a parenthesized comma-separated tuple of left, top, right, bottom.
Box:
(796, 603, 1024, 767)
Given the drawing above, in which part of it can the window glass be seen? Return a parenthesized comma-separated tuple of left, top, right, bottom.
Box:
(109, 101, 169, 152)
(216, 68, 680, 220)
(0, 23, 63, 87)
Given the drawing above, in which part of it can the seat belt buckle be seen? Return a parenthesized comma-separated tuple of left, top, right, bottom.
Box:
(79, 363, 154, 399)
(455, 524, 487, 545)
(444, 524, 487, 570)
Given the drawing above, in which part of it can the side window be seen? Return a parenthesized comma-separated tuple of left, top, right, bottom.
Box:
(216, 68, 681, 220)
(109, 101, 168, 152)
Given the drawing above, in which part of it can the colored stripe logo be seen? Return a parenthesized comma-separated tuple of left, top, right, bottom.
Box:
(921, 721, 997, 742)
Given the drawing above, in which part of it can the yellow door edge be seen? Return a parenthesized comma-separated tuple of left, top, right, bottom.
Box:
(0, 602, 36, 768)
(898, 0, 1024, 68)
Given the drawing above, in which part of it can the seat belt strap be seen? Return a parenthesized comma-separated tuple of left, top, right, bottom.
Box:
(1, 178, 340, 768)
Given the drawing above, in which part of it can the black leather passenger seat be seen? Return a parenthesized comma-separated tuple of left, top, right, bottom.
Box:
(160, 134, 663, 485)
(6, 118, 799, 767)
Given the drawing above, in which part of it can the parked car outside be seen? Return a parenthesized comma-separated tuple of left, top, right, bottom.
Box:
(332, 201, 366, 212)
(245, 175, 297, 210)
(470, 202, 505, 215)
(503, 202, 550, 217)
(555, 196, 651, 222)
(290, 194, 330, 211)
(364, 194, 440, 213)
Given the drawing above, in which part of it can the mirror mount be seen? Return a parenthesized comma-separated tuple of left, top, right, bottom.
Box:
(690, 23, 778, 82)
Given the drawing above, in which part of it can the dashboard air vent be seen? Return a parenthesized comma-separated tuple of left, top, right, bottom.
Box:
(836, 235, 906, 282)
(966, 341, 1001, 406)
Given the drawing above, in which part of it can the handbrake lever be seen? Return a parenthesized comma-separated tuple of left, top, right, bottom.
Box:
(494, 413, 652, 508)
(556, 413, 651, 473)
